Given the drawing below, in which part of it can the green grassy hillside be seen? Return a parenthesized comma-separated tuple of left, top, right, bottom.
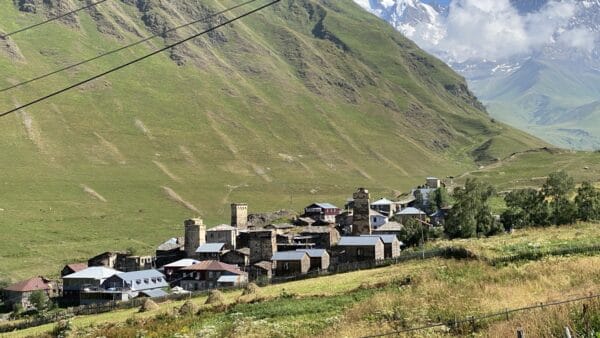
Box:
(0, 0, 549, 281)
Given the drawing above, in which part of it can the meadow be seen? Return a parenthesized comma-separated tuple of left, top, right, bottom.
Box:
(6, 222, 599, 338)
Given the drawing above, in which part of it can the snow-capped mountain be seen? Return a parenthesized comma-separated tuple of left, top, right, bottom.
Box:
(356, 0, 600, 150)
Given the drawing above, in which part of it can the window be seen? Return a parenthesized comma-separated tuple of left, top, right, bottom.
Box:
(357, 249, 363, 256)
(208, 271, 213, 278)
(136, 279, 141, 284)
(283, 262, 289, 271)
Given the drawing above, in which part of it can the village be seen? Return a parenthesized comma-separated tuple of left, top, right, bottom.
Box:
(1, 177, 448, 311)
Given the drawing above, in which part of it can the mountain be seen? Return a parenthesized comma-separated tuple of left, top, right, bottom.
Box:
(356, 0, 600, 150)
(0, 0, 546, 280)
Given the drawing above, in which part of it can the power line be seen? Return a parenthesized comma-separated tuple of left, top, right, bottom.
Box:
(362, 293, 600, 338)
(0, 0, 260, 94)
(0, 0, 281, 118)
(0, 0, 110, 39)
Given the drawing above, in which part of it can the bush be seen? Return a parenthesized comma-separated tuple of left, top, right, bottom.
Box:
(52, 319, 73, 338)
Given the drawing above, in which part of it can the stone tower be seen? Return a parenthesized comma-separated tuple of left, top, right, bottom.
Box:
(184, 218, 206, 258)
(231, 203, 248, 229)
(352, 188, 371, 235)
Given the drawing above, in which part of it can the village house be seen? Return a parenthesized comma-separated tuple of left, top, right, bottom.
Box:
(179, 261, 247, 291)
(116, 255, 155, 272)
(87, 252, 121, 269)
(2, 277, 54, 310)
(337, 236, 384, 262)
(249, 261, 273, 281)
(294, 217, 316, 226)
(298, 226, 341, 249)
(296, 249, 330, 271)
(220, 248, 250, 267)
(97, 269, 168, 302)
(162, 258, 200, 281)
(395, 207, 426, 224)
(206, 224, 237, 249)
(155, 237, 186, 267)
(238, 229, 277, 264)
(362, 235, 401, 259)
(264, 223, 295, 232)
(62, 266, 121, 305)
(302, 203, 341, 224)
(195, 243, 228, 261)
(61, 263, 88, 277)
(430, 206, 451, 226)
(271, 251, 310, 276)
(370, 198, 401, 216)
(370, 210, 389, 229)
(372, 221, 404, 239)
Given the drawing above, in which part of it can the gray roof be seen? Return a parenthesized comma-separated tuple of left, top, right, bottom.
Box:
(296, 249, 328, 258)
(110, 270, 168, 291)
(140, 289, 169, 298)
(300, 226, 333, 234)
(397, 207, 426, 215)
(371, 198, 394, 206)
(63, 267, 121, 280)
(196, 243, 226, 253)
(373, 222, 404, 231)
(217, 275, 240, 283)
(312, 203, 338, 209)
(157, 237, 183, 251)
(208, 224, 236, 231)
(271, 251, 308, 261)
(361, 235, 398, 244)
(163, 259, 200, 268)
(338, 236, 382, 246)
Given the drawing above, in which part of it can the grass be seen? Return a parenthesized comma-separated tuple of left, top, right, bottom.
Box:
(6, 223, 599, 337)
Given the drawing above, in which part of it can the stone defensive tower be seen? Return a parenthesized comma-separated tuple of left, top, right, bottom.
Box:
(352, 188, 371, 235)
(184, 218, 206, 258)
(231, 203, 248, 229)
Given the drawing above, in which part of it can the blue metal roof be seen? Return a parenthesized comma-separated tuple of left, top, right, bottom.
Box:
(361, 235, 398, 244)
(110, 269, 169, 291)
(271, 251, 308, 261)
(296, 249, 328, 258)
(338, 236, 382, 246)
(217, 275, 240, 283)
(314, 203, 338, 209)
(397, 207, 426, 215)
(140, 289, 169, 298)
(196, 243, 226, 253)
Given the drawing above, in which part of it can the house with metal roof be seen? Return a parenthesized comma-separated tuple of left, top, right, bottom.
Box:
(61, 263, 88, 277)
(396, 207, 427, 224)
(62, 267, 121, 305)
(206, 224, 237, 249)
(2, 277, 54, 309)
(271, 251, 310, 276)
(361, 235, 401, 258)
(302, 202, 341, 224)
(156, 237, 185, 268)
(296, 249, 330, 270)
(178, 260, 247, 291)
(97, 269, 169, 302)
(371, 198, 401, 216)
(195, 243, 228, 261)
(337, 236, 385, 262)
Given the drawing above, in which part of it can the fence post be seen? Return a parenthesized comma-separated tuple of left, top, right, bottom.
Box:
(564, 327, 572, 338)
(517, 328, 525, 338)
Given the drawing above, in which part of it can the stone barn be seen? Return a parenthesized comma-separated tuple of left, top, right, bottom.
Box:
(337, 236, 384, 262)
(271, 251, 310, 276)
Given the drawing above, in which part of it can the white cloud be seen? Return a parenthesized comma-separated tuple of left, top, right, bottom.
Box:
(427, 0, 594, 62)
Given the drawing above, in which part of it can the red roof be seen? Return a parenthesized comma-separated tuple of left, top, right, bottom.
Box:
(65, 263, 88, 273)
(4, 277, 52, 292)
(181, 260, 242, 275)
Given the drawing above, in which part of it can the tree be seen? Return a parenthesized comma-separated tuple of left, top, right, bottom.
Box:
(430, 187, 450, 211)
(501, 189, 550, 229)
(542, 171, 577, 225)
(29, 290, 48, 312)
(445, 179, 496, 239)
(575, 181, 600, 221)
(399, 218, 426, 247)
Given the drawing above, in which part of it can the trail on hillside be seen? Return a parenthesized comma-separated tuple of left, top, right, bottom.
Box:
(81, 184, 107, 202)
(153, 160, 181, 182)
(134, 118, 154, 140)
(93, 132, 126, 164)
(161, 186, 200, 214)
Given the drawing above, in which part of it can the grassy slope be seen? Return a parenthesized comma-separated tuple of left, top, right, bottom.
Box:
(0, 0, 551, 281)
(10, 223, 600, 338)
